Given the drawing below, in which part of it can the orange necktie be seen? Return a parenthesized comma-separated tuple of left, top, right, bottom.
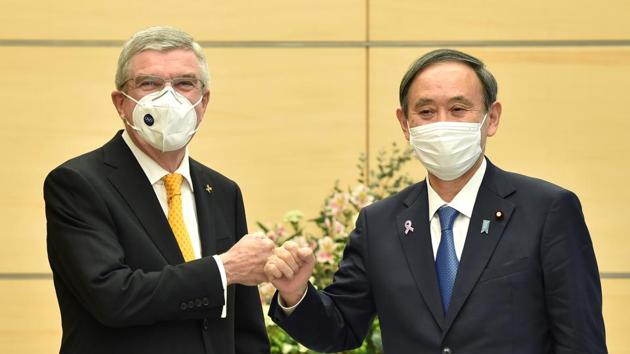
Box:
(162, 173, 195, 262)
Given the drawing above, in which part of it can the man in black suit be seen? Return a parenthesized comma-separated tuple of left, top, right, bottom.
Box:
(44, 27, 271, 354)
(265, 49, 607, 353)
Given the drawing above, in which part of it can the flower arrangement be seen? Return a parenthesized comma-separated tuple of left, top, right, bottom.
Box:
(258, 142, 415, 354)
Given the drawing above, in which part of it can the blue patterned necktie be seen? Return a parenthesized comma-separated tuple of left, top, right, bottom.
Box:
(435, 206, 460, 314)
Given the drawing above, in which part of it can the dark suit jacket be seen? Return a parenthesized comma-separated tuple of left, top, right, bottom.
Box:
(270, 159, 606, 354)
(44, 131, 269, 354)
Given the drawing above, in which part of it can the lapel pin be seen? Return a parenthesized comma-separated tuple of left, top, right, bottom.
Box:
(404, 220, 414, 235)
(481, 219, 490, 234)
(205, 184, 213, 194)
(495, 210, 503, 221)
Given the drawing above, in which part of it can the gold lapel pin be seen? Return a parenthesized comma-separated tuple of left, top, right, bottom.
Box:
(205, 184, 213, 194)
(495, 210, 503, 220)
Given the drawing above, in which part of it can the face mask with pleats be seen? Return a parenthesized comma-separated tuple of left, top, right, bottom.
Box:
(408, 114, 487, 181)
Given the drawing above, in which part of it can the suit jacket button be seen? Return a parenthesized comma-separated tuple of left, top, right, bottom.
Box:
(180, 302, 187, 311)
(202, 297, 209, 306)
(195, 299, 202, 307)
(203, 318, 209, 331)
(188, 300, 195, 309)
(442, 348, 452, 354)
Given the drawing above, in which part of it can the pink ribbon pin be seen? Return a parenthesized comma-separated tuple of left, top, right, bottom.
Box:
(404, 220, 414, 235)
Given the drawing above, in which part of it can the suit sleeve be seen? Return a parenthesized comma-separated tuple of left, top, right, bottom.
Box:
(231, 183, 270, 353)
(541, 190, 607, 353)
(44, 166, 225, 327)
(269, 210, 376, 352)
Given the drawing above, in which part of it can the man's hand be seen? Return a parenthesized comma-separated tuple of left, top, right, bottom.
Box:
(264, 241, 315, 307)
(219, 232, 275, 286)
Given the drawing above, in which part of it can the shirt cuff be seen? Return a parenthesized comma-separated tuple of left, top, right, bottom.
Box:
(277, 287, 308, 316)
(212, 255, 227, 318)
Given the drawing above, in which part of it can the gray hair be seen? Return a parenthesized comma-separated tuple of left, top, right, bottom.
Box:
(115, 26, 209, 91)
(399, 49, 497, 117)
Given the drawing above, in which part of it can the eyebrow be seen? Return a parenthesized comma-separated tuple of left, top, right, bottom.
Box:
(412, 98, 435, 111)
(448, 95, 475, 106)
(412, 96, 475, 110)
(134, 73, 198, 78)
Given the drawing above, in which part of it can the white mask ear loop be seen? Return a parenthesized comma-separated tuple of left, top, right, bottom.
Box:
(118, 91, 142, 131)
(120, 91, 141, 105)
(479, 112, 488, 130)
(187, 95, 204, 136)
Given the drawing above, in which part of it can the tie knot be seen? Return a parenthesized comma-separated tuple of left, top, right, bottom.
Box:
(437, 206, 459, 231)
(163, 173, 184, 198)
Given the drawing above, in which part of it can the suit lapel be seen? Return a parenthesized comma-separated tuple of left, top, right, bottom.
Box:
(397, 182, 446, 329)
(189, 160, 217, 257)
(442, 161, 516, 336)
(104, 132, 185, 264)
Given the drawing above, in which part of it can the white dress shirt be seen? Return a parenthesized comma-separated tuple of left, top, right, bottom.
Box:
(427, 158, 487, 260)
(122, 131, 227, 317)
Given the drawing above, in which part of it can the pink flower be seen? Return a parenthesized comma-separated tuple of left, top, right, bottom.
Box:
(325, 192, 350, 217)
(316, 236, 337, 263)
(351, 184, 375, 208)
(292, 236, 316, 250)
(316, 250, 334, 264)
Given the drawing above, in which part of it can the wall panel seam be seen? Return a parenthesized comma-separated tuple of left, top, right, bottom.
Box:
(2, 39, 630, 48)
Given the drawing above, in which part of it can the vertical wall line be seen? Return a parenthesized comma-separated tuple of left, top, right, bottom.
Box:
(364, 0, 371, 184)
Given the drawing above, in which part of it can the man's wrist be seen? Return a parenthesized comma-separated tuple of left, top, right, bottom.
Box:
(219, 252, 233, 285)
(278, 285, 308, 315)
(279, 285, 308, 307)
(212, 255, 227, 318)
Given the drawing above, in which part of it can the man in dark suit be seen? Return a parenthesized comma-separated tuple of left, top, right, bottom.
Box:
(44, 27, 272, 354)
(264, 49, 607, 353)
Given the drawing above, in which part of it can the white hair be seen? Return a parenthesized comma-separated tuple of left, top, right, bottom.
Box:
(115, 26, 209, 91)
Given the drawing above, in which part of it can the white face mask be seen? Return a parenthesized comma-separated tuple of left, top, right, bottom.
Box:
(121, 86, 203, 152)
(408, 114, 487, 181)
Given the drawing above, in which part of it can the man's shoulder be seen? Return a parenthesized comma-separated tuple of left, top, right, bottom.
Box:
(49, 145, 106, 178)
(361, 182, 424, 216)
(48, 132, 123, 176)
(189, 157, 239, 191)
(495, 165, 568, 194)
(490, 163, 578, 204)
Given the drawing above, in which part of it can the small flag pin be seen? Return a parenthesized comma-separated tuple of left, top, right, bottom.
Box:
(481, 219, 490, 234)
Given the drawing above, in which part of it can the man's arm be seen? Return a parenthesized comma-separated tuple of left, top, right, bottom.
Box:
(45, 166, 272, 327)
(541, 189, 607, 353)
(232, 183, 270, 353)
(266, 211, 376, 353)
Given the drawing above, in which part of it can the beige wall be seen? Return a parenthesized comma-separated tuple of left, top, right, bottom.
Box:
(1, 0, 628, 352)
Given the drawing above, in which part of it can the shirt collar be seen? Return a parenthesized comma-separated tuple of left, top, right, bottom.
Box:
(122, 130, 194, 191)
(427, 157, 487, 220)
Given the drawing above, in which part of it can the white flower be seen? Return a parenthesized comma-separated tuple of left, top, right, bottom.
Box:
(284, 210, 304, 224)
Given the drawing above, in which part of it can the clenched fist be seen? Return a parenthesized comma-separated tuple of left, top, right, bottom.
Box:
(219, 232, 275, 286)
(264, 241, 315, 307)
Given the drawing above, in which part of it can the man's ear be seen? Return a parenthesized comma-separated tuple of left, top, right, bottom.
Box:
(486, 101, 501, 137)
(111, 91, 126, 118)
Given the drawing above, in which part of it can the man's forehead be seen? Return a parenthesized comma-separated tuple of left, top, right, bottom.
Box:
(409, 62, 482, 94)
(414, 61, 478, 84)
(129, 49, 199, 75)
